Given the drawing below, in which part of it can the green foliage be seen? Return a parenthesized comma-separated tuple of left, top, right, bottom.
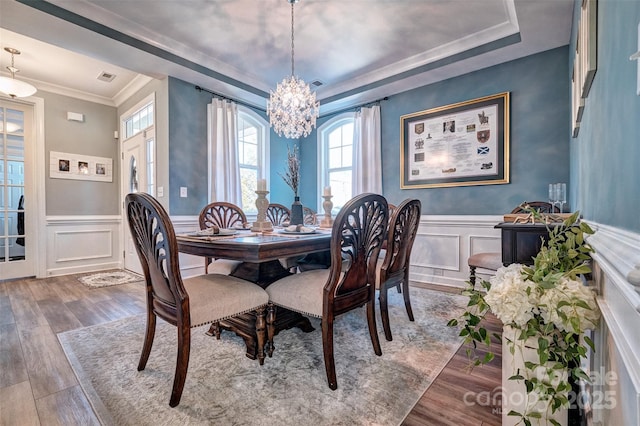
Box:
(449, 210, 599, 424)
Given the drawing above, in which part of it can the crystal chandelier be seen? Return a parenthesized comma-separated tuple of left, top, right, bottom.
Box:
(0, 47, 37, 99)
(268, 0, 319, 139)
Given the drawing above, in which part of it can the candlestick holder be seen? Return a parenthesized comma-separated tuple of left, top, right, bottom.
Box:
(252, 190, 273, 232)
(320, 195, 334, 228)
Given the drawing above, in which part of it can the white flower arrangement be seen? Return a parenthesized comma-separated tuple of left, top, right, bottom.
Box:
(449, 211, 600, 426)
(484, 263, 539, 328)
(484, 263, 599, 333)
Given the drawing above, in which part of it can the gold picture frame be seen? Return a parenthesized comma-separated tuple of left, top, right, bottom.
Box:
(400, 92, 510, 189)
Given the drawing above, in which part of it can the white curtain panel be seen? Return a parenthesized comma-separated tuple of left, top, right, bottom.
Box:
(207, 98, 242, 204)
(352, 105, 382, 195)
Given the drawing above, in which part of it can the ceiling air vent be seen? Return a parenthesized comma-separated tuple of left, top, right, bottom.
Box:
(97, 71, 116, 82)
(311, 80, 323, 87)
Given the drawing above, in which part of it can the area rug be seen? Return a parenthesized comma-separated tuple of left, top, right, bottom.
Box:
(58, 287, 466, 425)
(78, 270, 143, 288)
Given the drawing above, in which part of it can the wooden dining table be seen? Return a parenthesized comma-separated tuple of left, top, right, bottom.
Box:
(177, 229, 332, 361)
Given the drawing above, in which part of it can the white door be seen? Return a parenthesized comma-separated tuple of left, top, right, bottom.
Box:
(0, 100, 36, 280)
(121, 131, 148, 275)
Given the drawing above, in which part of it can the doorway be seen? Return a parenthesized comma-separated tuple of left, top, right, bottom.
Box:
(120, 95, 155, 276)
(0, 99, 36, 280)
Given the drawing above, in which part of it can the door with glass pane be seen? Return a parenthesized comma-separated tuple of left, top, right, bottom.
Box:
(122, 132, 147, 275)
(0, 101, 35, 280)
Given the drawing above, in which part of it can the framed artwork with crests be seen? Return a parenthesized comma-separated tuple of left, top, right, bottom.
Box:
(400, 92, 510, 189)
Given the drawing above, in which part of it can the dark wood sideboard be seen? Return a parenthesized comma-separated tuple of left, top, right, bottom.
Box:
(495, 222, 557, 266)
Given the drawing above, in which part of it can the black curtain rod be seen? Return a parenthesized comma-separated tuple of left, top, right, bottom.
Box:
(195, 85, 267, 112)
(196, 85, 388, 119)
(319, 96, 390, 119)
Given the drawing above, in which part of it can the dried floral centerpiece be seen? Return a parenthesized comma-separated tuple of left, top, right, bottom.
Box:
(279, 145, 303, 224)
(280, 144, 300, 197)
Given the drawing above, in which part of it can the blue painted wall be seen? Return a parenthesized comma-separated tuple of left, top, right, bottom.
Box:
(299, 47, 571, 215)
(269, 137, 301, 207)
(167, 77, 292, 215)
(167, 48, 571, 218)
(168, 77, 211, 215)
(570, 0, 640, 233)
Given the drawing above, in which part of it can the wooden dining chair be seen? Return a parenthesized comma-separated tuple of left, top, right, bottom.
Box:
(125, 192, 268, 407)
(266, 203, 291, 226)
(511, 201, 559, 214)
(198, 202, 248, 274)
(468, 201, 559, 286)
(376, 199, 421, 341)
(387, 203, 397, 218)
(303, 207, 317, 226)
(266, 193, 388, 390)
(379, 202, 397, 256)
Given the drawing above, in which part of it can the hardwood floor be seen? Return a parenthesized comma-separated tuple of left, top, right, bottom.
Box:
(0, 274, 502, 425)
(402, 283, 503, 426)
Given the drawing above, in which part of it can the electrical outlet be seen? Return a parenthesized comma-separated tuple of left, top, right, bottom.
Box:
(180, 187, 187, 197)
(157, 186, 164, 197)
(433, 268, 444, 276)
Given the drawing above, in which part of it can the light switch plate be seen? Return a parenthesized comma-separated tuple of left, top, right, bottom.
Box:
(157, 186, 164, 197)
(180, 187, 187, 197)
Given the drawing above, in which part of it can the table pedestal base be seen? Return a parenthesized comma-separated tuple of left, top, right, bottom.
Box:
(219, 307, 314, 360)
(222, 259, 315, 360)
(231, 260, 292, 289)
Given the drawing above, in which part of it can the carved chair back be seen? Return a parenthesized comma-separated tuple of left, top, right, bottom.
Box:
(327, 193, 388, 316)
(266, 203, 291, 226)
(126, 192, 187, 327)
(379, 199, 422, 284)
(199, 202, 247, 230)
(511, 201, 559, 214)
(303, 207, 318, 226)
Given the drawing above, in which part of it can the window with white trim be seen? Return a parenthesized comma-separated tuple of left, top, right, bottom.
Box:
(124, 102, 153, 139)
(318, 114, 354, 213)
(237, 107, 269, 215)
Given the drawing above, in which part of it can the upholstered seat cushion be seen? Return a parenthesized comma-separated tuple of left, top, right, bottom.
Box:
(208, 259, 242, 275)
(266, 269, 330, 318)
(468, 252, 503, 271)
(184, 274, 268, 327)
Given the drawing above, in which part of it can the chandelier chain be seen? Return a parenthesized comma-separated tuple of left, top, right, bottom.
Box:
(290, 1, 295, 77)
(267, 0, 319, 139)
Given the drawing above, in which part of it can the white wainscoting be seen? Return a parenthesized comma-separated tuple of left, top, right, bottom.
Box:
(410, 215, 503, 288)
(45, 215, 122, 276)
(586, 222, 640, 426)
(171, 215, 206, 278)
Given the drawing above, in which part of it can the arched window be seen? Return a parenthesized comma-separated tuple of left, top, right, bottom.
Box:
(318, 113, 354, 212)
(237, 107, 269, 215)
